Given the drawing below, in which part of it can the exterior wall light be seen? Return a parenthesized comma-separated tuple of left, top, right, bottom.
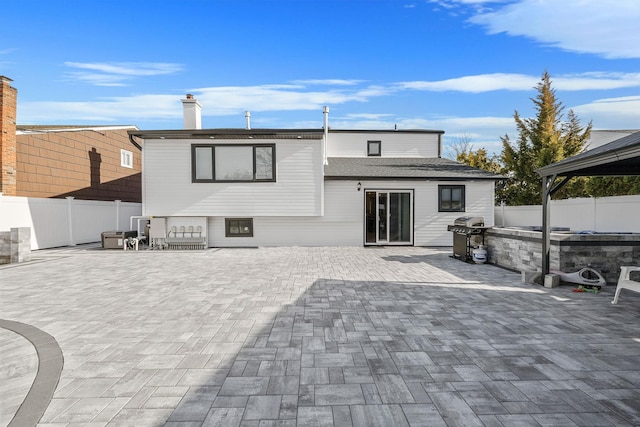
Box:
(357, 182, 362, 191)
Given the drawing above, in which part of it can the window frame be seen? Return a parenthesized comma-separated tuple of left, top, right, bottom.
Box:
(120, 149, 133, 168)
(225, 218, 254, 237)
(438, 185, 466, 212)
(367, 140, 382, 157)
(191, 144, 276, 183)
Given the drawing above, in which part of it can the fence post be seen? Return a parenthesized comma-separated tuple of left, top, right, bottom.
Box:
(115, 200, 121, 230)
(592, 197, 597, 231)
(66, 196, 76, 246)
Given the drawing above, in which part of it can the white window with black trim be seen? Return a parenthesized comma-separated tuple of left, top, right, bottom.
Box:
(367, 140, 381, 157)
(439, 185, 465, 212)
(192, 144, 275, 182)
(225, 218, 253, 237)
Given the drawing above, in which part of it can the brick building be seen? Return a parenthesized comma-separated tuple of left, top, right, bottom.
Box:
(0, 76, 141, 202)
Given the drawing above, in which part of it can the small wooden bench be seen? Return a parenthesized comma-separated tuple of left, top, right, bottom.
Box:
(612, 266, 640, 304)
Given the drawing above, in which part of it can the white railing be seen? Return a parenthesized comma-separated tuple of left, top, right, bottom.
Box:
(0, 195, 141, 250)
(494, 194, 640, 232)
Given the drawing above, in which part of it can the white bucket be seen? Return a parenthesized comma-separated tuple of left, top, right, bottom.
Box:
(472, 245, 487, 264)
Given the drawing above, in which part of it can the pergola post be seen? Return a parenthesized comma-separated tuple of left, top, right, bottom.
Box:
(541, 174, 571, 277)
(541, 176, 553, 277)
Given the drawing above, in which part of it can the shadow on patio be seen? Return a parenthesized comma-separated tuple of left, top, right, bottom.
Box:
(159, 252, 640, 426)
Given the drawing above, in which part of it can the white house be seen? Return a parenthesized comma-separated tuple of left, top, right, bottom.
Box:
(128, 96, 502, 247)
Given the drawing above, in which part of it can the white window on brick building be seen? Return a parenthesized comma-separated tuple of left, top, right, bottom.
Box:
(121, 149, 133, 168)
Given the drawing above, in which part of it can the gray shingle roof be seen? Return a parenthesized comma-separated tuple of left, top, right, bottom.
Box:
(325, 157, 503, 180)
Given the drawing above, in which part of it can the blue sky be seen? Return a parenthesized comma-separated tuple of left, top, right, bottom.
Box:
(2, 0, 640, 156)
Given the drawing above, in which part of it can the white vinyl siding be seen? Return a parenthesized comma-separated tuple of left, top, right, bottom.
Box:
(327, 132, 440, 158)
(205, 180, 495, 247)
(207, 181, 361, 247)
(143, 138, 322, 217)
(414, 180, 495, 246)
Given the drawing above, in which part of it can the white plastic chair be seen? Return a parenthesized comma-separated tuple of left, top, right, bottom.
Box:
(612, 266, 640, 304)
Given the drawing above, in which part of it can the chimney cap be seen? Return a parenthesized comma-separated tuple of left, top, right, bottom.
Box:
(186, 93, 193, 99)
(0, 75, 14, 83)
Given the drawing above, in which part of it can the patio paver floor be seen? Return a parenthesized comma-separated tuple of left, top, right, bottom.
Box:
(1, 245, 639, 426)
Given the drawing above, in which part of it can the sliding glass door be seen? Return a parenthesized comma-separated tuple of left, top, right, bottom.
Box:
(365, 190, 413, 245)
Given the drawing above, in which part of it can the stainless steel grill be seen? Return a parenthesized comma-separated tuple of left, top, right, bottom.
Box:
(447, 216, 488, 262)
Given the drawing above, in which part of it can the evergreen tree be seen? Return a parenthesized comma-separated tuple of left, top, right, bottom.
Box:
(447, 134, 501, 174)
(498, 72, 592, 205)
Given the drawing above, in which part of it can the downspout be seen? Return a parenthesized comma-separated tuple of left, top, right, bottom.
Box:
(128, 133, 145, 215)
(128, 133, 142, 150)
(321, 106, 329, 217)
(323, 106, 329, 166)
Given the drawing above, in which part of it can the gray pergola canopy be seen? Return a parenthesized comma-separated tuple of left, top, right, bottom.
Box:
(535, 131, 640, 276)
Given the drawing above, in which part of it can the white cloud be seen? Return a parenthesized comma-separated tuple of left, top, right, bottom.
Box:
(64, 62, 183, 86)
(16, 83, 379, 124)
(572, 96, 640, 129)
(191, 85, 371, 115)
(291, 79, 362, 86)
(398, 72, 640, 93)
(343, 113, 395, 120)
(553, 73, 640, 91)
(16, 76, 639, 153)
(468, 0, 640, 59)
(18, 94, 182, 123)
(399, 73, 538, 92)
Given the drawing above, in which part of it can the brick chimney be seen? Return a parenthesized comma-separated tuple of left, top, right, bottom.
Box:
(0, 76, 17, 196)
(181, 93, 202, 130)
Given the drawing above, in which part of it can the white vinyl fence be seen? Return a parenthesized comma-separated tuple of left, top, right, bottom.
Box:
(0, 195, 141, 250)
(494, 194, 640, 232)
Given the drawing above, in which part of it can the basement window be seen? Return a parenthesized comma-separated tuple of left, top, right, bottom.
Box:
(225, 218, 253, 237)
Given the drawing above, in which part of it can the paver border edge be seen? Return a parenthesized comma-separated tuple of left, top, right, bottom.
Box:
(0, 319, 64, 427)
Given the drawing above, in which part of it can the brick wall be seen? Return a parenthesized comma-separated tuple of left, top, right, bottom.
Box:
(15, 128, 141, 202)
(0, 76, 18, 196)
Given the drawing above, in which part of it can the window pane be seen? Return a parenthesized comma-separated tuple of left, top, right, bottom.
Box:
(368, 141, 380, 156)
(239, 220, 252, 234)
(215, 146, 253, 180)
(451, 188, 462, 210)
(195, 147, 213, 180)
(229, 223, 240, 234)
(255, 146, 273, 180)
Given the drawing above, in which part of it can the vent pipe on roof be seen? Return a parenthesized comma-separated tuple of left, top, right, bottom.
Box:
(245, 111, 251, 130)
(322, 106, 329, 166)
(181, 94, 202, 130)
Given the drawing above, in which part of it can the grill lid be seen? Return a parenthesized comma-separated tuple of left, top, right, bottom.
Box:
(453, 216, 485, 227)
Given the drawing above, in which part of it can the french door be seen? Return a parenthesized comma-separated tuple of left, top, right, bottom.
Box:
(365, 190, 413, 245)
